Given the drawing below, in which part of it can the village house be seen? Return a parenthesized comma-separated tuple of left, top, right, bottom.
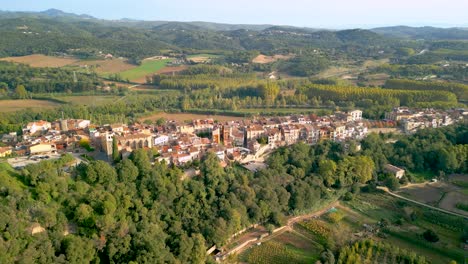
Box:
(212, 127, 221, 144)
(281, 125, 300, 145)
(348, 110, 363, 121)
(1, 132, 18, 145)
(299, 124, 320, 144)
(265, 128, 282, 147)
(109, 124, 125, 133)
(245, 125, 265, 141)
(29, 143, 57, 155)
(331, 123, 346, 141)
(154, 134, 169, 146)
(193, 119, 214, 133)
(384, 164, 405, 179)
(23, 120, 51, 134)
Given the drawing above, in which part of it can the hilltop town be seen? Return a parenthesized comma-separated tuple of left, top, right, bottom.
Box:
(2, 108, 466, 170)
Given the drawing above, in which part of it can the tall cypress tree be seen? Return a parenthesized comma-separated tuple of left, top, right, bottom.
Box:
(112, 136, 120, 163)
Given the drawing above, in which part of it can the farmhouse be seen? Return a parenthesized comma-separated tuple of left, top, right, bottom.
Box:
(384, 164, 405, 179)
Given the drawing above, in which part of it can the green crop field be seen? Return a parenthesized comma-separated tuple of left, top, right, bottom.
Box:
(240, 232, 320, 264)
(118, 59, 173, 81)
(344, 192, 467, 263)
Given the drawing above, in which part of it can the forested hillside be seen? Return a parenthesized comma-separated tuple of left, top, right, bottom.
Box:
(0, 13, 400, 62)
(0, 124, 466, 263)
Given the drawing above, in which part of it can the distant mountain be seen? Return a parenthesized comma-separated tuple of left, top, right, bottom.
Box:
(0, 8, 95, 20)
(39, 8, 95, 19)
(371, 26, 468, 40)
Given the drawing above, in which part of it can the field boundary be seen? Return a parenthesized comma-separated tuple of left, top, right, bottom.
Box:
(378, 186, 468, 219)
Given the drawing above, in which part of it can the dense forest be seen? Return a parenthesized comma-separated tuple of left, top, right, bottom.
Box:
(0, 125, 466, 263)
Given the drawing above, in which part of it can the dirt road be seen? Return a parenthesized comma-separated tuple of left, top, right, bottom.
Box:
(217, 201, 339, 260)
(378, 186, 468, 219)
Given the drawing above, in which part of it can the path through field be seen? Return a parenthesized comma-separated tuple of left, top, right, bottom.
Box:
(218, 201, 340, 259)
(378, 186, 468, 219)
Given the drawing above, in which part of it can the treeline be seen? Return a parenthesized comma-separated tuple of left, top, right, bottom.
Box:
(384, 79, 468, 101)
(150, 73, 258, 91)
(302, 84, 458, 104)
(0, 61, 102, 94)
(296, 83, 459, 118)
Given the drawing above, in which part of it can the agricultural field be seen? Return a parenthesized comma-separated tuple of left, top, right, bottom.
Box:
(243, 191, 467, 264)
(344, 192, 467, 263)
(252, 54, 294, 64)
(234, 107, 330, 116)
(155, 65, 188, 75)
(140, 112, 245, 123)
(0, 54, 78, 67)
(118, 58, 173, 83)
(0, 99, 61, 112)
(70, 58, 136, 74)
(315, 58, 389, 81)
(57, 95, 123, 106)
(240, 231, 320, 264)
(187, 53, 221, 63)
(397, 178, 468, 216)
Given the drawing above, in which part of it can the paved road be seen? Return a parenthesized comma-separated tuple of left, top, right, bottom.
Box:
(377, 186, 468, 219)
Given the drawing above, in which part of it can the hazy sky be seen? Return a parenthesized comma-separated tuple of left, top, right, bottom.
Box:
(2, 0, 468, 28)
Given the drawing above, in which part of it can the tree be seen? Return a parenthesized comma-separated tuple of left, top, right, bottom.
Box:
(423, 229, 439, 242)
(437, 148, 457, 173)
(318, 159, 337, 186)
(258, 82, 280, 106)
(156, 117, 166, 126)
(62, 236, 96, 264)
(15, 84, 28, 99)
(131, 149, 151, 176)
(116, 159, 139, 182)
(112, 136, 120, 163)
(191, 234, 206, 264)
(385, 176, 400, 191)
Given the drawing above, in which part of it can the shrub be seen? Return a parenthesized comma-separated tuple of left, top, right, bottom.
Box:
(423, 229, 439, 242)
(343, 192, 354, 201)
(455, 203, 468, 212)
(385, 177, 400, 191)
(327, 211, 345, 223)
